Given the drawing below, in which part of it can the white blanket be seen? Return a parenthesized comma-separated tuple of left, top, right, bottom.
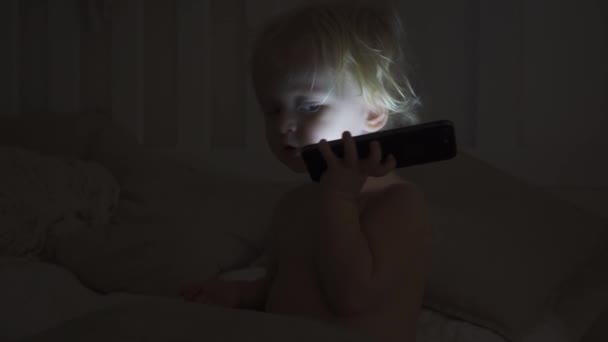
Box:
(0, 147, 120, 258)
(0, 258, 373, 342)
(1, 257, 573, 342)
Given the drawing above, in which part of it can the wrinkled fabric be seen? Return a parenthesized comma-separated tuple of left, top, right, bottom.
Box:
(0, 147, 119, 257)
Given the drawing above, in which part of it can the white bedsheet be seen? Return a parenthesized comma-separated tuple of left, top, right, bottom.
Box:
(0, 257, 133, 342)
(416, 309, 570, 342)
(0, 259, 571, 342)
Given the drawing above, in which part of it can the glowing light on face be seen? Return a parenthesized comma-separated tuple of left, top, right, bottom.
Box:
(257, 69, 377, 173)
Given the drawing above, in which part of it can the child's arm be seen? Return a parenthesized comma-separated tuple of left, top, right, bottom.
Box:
(315, 133, 431, 318)
(317, 184, 431, 316)
(317, 189, 374, 313)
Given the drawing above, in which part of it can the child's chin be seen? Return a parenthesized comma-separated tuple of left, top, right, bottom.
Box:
(284, 160, 307, 173)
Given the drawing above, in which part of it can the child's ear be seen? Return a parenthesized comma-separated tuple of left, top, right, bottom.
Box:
(363, 108, 388, 132)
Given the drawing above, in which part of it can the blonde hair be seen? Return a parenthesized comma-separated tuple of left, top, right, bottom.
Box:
(250, 2, 421, 128)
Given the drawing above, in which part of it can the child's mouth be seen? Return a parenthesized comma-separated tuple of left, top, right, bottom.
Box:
(284, 145, 302, 158)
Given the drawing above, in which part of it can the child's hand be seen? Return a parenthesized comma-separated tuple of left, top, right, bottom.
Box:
(179, 280, 240, 308)
(318, 131, 396, 198)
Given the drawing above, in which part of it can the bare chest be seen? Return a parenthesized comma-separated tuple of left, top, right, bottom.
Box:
(272, 190, 371, 258)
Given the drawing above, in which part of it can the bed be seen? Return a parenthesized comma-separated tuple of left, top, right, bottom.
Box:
(1, 112, 606, 342)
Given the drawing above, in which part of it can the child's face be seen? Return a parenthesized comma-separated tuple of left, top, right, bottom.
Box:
(255, 70, 385, 173)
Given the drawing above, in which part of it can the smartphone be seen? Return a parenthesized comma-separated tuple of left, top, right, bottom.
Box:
(301, 120, 458, 182)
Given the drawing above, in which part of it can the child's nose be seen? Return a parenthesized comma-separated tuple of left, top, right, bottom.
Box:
(278, 112, 297, 134)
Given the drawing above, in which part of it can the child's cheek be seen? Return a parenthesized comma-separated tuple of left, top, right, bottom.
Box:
(303, 116, 340, 146)
(302, 120, 326, 146)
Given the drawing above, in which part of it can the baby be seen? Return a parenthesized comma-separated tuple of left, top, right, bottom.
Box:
(180, 3, 432, 342)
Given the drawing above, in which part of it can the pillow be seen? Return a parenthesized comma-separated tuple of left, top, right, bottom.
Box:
(0, 114, 294, 298)
(45, 169, 294, 297)
(553, 236, 608, 341)
(397, 151, 608, 342)
(0, 146, 120, 258)
(581, 308, 608, 342)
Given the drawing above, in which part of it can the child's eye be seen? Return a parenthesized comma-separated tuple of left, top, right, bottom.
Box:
(296, 103, 322, 113)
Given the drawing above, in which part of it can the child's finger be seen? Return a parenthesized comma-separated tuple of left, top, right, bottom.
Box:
(342, 131, 358, 166)
(196, 293, 208, 304)
(372, 154, 396, 176)
(382, 154, 397, 172)
(359, 141, 382, 176)
(318, 139, 339, 168)
(368, 141, 382, 166)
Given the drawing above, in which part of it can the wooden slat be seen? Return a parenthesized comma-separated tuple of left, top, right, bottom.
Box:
(48, 0, 80, 113)
(80, 0, 112, 114)
(391, 0, 480, 149)
(19, 0, 49, 114)
(519, 0, 608, 186)
(209, 0, 247, 148)
(422, 0, 479, 148)
(111, 0, 144, 142)
(245, 0, 283, 31)
(0, 0, 20, 116)
(474, 0, 524, 169)
(176, 0, 211, 155)
(142, 0, 178, 147)
(243, 0, 279, 155)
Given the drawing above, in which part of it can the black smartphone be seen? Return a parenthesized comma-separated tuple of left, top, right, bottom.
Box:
(301, 120, 458, 182)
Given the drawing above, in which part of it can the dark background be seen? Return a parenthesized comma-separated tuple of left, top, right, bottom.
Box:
(0, 0, 606, 212)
